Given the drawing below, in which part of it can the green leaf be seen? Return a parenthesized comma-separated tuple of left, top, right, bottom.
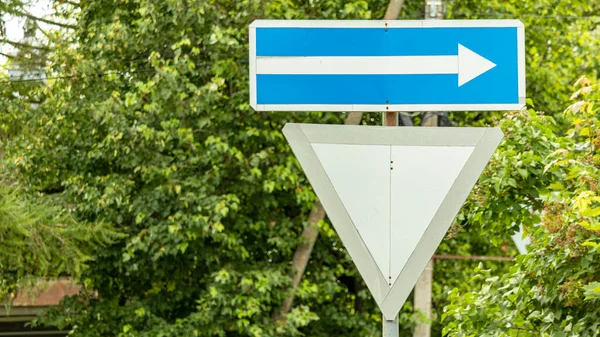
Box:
(581, 207, 600, 217)
(583, 282, 600, 299)
(580, 127, 590, 136)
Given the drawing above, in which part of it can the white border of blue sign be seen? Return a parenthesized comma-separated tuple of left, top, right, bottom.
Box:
(249, 20, 525, 112)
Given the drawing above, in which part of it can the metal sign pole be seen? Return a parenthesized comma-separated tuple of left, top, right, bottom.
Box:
(382, 111, 399, 337)
(383, 317, 400, 337)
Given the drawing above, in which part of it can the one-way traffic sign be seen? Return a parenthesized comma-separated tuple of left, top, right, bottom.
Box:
(250, 20, 525, 112)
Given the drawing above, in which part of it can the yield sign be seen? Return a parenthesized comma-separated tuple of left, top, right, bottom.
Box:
(283, 123, 503, 319)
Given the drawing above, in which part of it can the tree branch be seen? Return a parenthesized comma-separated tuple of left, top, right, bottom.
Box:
(527, 194, 544, 210)
(57, 0, 81, 7)
(11, 10, 76, 29)
(277, 202, 325, 318)
(33, 21, 53, 40)
(0, 39, 50, 51)
(344, 111, 363, 125)
(0, 51, 17, 60)
(432, 254, 514, 261)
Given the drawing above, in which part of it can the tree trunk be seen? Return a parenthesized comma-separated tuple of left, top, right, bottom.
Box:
(384, 0, 406, 21)
(278, 202, 325, 316)
(413, 260, 434, 337)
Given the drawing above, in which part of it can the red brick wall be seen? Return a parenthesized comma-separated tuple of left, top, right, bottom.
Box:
(12, 280, 80, 306)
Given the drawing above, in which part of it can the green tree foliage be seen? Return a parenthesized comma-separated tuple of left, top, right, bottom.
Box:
(1, 0, 120, 309)
(0, 179, 121, 304)
(443, 78, 600, 336)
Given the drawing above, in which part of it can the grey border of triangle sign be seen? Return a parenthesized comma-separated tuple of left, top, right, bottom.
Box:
(282, 123, 503, 320)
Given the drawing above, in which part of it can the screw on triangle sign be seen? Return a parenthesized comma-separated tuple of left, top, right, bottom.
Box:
(283, 123, 503, 320)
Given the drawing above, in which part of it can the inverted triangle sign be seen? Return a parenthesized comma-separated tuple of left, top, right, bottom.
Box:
(283, 123, 503, 319)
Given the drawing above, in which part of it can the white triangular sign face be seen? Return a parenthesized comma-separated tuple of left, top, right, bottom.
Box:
(283, 123, 503, 319)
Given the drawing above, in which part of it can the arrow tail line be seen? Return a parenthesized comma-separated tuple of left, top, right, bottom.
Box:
(256, 55, 458, 75)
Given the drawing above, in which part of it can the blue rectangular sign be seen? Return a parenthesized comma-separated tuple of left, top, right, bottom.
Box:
(249, 20, 525, 112)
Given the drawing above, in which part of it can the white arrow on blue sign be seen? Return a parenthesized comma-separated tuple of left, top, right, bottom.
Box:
(249, 20, 525, 112)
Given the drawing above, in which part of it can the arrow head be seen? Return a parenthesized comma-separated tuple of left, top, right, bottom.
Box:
(458, 44, 496, 87)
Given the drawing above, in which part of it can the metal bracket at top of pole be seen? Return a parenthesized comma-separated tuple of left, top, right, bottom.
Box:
(425, 0, 443, 19)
